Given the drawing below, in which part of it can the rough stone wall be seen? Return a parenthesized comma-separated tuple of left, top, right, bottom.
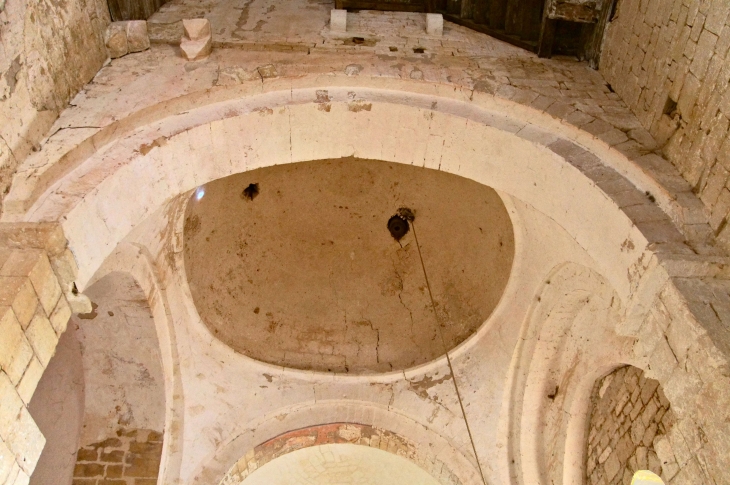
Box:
(0, 0, 110, 210)
(0, 224, 80, 485)
(600, 0, 730, 246)
(72, 428, 163, 485)
(586, 366, 673, 485)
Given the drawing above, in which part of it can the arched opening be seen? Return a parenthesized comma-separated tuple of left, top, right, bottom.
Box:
(220, 423, 463, 485)
(586, 365, 675, 484)
(239, 443, 441, 485)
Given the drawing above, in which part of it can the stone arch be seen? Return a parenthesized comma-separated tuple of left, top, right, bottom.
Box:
(190, 400, 483, 485)
(219, 423, 463, 485)
(4, 78, 691, 308)
(507, 262, 637, 485)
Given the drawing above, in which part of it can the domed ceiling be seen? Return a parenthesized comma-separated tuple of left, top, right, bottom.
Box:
(183, 158, 514, 373)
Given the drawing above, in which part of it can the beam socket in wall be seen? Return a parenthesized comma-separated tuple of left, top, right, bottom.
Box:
(663, 97, 678, 117)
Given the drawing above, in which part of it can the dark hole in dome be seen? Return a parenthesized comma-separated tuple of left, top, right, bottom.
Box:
(387, 215, 409, 240)
(242, 183, 260, 201)
(413, 47, 425, 53)
(352, 37, 365, 44)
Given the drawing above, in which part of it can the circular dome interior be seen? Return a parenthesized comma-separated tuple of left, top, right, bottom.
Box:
(183, 158, 514, 373)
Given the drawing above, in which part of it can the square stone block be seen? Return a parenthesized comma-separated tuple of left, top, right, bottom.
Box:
(16, 358, 42, 405)
(27, 255, 61, 317)
(25, 313, 58, 367)
(126, 20, 150, 53)
(331, 10, 347, 33)
(105, 22, 128, 59)
(0, 371, 24, 441)
(0, 308, 33, 385)
(0, 277, 38, 329)
(49, 296, 71, 336)
(426, 14, 443, 36)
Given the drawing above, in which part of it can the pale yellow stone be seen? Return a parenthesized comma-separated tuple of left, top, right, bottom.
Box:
(15, 358, 43, 405)
(24, 313, 57, 367)
(180, 36, 212, 61)
(0, 308, 33, 385)
(5, 407, 44, 475)
(0, 371, 23, 441)
(49, 295, 71, 336)
(27, 255, 61, 316)
(183, 18, 211, 41)
(0, 436, 16, 485)
(0, 277, 37, 329)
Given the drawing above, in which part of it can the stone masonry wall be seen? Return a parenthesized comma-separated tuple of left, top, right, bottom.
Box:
(0, 224, 83, 485)
(0, 0, 110, 211)
(586, 366, 673, 485)
(72, 428, 163, 485)
(600, 0, 730, 247)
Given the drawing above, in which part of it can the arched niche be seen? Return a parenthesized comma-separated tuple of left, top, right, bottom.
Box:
(508, 262, 637, 485)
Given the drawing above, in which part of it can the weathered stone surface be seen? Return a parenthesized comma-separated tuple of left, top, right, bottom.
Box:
(72, 428, 163, 482)
(601, 0, 730, 254)
(330, 9, 347, 32)
(126, 21, 150, 53)
(182, 18, 211, 41)
(180, 36, 212, 61)
(105, 23, 129, 59)
(426, 13, 443, 36)
(180, 19, 212, 61)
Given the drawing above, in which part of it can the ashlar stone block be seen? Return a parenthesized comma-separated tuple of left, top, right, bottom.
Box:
(15, 357, 42, 405)
(180, 37, 212, 61)
(126, 21, 150, 53)
(49, 295, 71, 336)
(0, 277, 36, 329)
(24, 313, 58, 367)
(331, 10, 347, 33)
(181, 19, 212, 61)
(105, 22, 128, 59)
(0, 308, 33, 385)
(0, 371, 23, 441)
(183, 19, 211, 40)
(426, 14, 443, 36)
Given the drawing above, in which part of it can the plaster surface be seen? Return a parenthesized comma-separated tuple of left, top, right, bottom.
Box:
(77, 271, 166, 445)
(183, 158, 514, 373)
